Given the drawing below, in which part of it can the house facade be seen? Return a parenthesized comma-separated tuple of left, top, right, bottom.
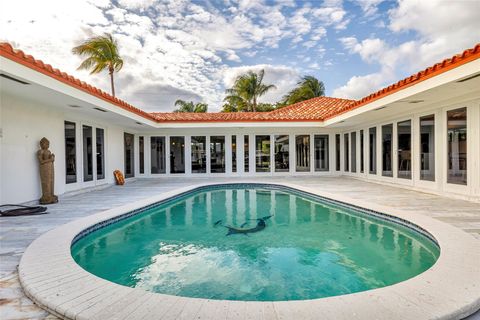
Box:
(1, 42, 479, 205)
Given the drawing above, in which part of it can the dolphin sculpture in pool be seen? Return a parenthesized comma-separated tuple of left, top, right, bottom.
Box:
(214, 215, 273, 236)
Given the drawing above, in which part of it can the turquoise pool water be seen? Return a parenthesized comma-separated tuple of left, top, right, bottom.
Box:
(71, 185, 439, 301)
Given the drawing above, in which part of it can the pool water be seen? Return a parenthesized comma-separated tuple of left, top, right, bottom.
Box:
(72, 185, 439, 301)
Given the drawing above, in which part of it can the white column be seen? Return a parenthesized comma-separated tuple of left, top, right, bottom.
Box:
(249, 134, 255, 174)
(376, 125, 382, 177)
(206, 136, 211, 174)
(289, 134, 296, 174)
(238, 134, 245, 174)
(185, 136, 192, 175)
(393, 121, 398, 179)
(329, 133, 336, 174)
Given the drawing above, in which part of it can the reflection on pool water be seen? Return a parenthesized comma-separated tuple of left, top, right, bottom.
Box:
(72, 185, 439, 301)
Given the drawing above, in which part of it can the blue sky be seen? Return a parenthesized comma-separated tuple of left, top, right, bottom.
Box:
(1, 0, 480, 111)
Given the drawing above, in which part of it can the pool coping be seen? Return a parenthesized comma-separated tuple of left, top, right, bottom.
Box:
(18, 181, 480, 320)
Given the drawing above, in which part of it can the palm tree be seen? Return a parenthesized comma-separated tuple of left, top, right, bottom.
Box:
(72, 33, 124, 97)
(280, 76, 325, 106)
(224, 69, 276, 112)
(173, 99, 208, 113)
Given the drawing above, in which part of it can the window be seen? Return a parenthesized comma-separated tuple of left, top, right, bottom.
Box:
(210, 136, 225, 173)
(335, 134, 341, 171)
(296, 135, 310, 172)
(274, 135, 289, 172)
(139, 136, 144, 174)
(170, 136, 185, 174)
(96, 128, 105, 179)
(397, 120, 412, 179)
(244, 135, 250, 172)
(360, 130, 364, 173)
(382, 124, 393, 177)
(232, 136, 237, 173)
(314, 135, 329, 171)
(83, 125, 93, 182)
(151, 137, 166, 174)
(255, 135, 271, 172)
(369, 127, 377, 174)
(124, 133, 135, 178)
(65, 121, 76, 184)
(191, 136, 206, 173)
(351, 132, 356, 173)
(420, 114, 435, 181)
(447, 107, 467, 185)
(344, 133, 349, 172)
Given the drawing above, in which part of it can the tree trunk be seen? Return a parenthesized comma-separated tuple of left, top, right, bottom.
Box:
(109, 68, 115, 97)
(252, 96, 257, 112)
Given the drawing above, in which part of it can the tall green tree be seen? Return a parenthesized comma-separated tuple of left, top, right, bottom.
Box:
(224, 69, 276, 112)
(280, 76, 325, 106)
(173, 99, 208, 113)
(72, 33, 124, 97)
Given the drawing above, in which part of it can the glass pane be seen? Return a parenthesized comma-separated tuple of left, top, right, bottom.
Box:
(191, 136, 206, 173)
(296, 135, 310, 172)
(274, 135, 289, 172)
(139, 136, 144, 174)
(360, 130, 364, 173)
(65, 121, 76, 184)
(420, 114, 435, 181)
(124, 133, 135, 178)
(335, 134, 340, 171)
(151, 137, 166, 174)
(96, 128, 105, 179)
(382, 124, 393, 177)
(344, 133, 349, 172)
(351, 132, 356, 173)
(255, 135, 270, 172)
(232, 136, 237, 173)
(447, 108, 467, 185)
(210, 136, 225, 173)
(83, 125, 93, 182)
(397, 120, 412, 179)
(369, 127, 376, 174)
(170, 136, 185, 174)
(244, 135, 249, 173)
(314, 135, 329, 171)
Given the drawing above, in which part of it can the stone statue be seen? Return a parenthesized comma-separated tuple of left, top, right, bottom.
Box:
(37, 137, 58, 204)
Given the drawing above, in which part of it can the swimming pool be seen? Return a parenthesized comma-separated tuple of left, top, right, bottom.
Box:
(71, 184, 439, 301)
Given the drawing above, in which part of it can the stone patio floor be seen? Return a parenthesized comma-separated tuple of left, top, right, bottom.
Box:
(1, 176, 479, 320)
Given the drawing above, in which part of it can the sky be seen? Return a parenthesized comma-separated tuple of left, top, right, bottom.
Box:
(1, 0, 480, 112)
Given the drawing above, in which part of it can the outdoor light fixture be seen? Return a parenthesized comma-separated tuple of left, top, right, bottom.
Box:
(374, 106, 387, 111)
(68, 104, 82, 108)
(408, 100, 424, 104)
(93, 107, 107, 113)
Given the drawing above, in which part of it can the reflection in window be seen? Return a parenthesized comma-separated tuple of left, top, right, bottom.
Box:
(232, 136, 237, 173)
(351, 132, 356, 173)
(382, 124, 393, 177)
(447, 108, 467, 185)
(191, 136, 206, 173)
(124, 133, 135, 178)
(274, 135, 289, 172)
(210, 136, 225, 173)
(256, 135, 271, 172)
(335, 134, 340, 171)
(96, 128, 105, 179)
(369, 127, 377, 174)
(296, 135, 310, 172)
(420, 115, 435, 181)
(360, 130, 364, 173)
(170, 136, 185, 174)
(397, 120, 412, 179)
(139, 136, 144, 174)
(344, 133, 349, 172)
(151, 137, 166, 174)
(244, 135, 249, 173)
(65, 121, 76, 184)
(83, 125, 93, 182)
(314, 135, 329, 171)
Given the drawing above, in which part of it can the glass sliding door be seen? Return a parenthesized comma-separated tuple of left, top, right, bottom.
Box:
(382, 124, 393, 177)
(344, 133, 349, 172)
(360, 130, 364, 173)
(232, 136, 237, 173)
(314, 135, 329, 171)
(397, 120, 412, 179)
(151, 137, 166, 174)
(170, 136, 185, 174)
(65, 121, 77, 184)
(83, 125, 93, 182)
(274, 135, 289, 172)
(335, 134, 341, 171)
(124, 133, 135, 178)
(139, 136, 144, 174)
(255, 135, 271, 172)
(244, 136, 250, 173)
(96, 128, 105, 180)
(351, 132, 356, 173)
(210, 136, 225, 173)
(191, 136, 206, 173)
(447, 107, 467, 185)
(296, 135, 310, 172)
(369, 127, 377, 174)
(420, 114, 435, 181)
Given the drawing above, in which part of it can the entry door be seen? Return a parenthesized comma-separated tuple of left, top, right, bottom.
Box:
(124, 133, 135, 178)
